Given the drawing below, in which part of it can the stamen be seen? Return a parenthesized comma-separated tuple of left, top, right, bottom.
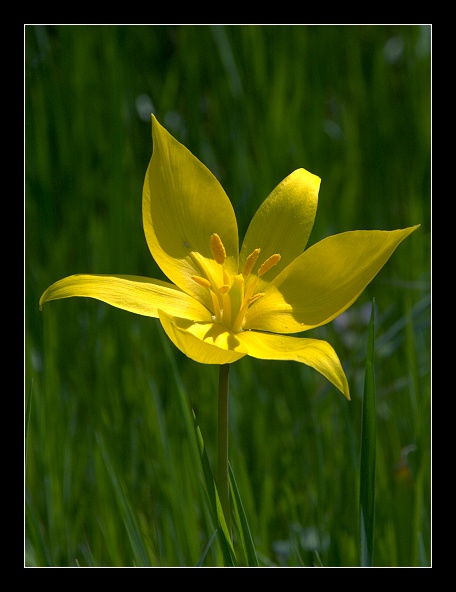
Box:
(242, 248, 261, 277)
(232, 292, 264, 333)
(218, 285, 230, 294)
(192, 275, 212, 289)
(258, 254, 281, 277)
(248, 292, 264, 305)
(210, 233, 226, 265)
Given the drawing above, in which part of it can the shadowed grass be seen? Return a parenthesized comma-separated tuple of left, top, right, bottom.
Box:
(360, 300, 377, 567)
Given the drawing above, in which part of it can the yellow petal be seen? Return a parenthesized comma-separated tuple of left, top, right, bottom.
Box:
(143, 116, 239, 309)
(237, 330, 350, 399)
(39, 274, 213, 321)
(244, 226, 419, 333)
(239, 168, 320, 289)
(158, 311, 247, 364)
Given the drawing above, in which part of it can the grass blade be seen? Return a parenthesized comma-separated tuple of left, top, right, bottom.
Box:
(360, 299, 377, 567)
(196, 529, 218, 567)
(25, 379, 34, 467)
(229, 462, 259, 567)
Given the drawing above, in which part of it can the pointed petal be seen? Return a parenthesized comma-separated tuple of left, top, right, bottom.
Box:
(239, 168, 320, 288)
(244, 226, 419, 333)
(143, 116, 239, 310)
(39, 274, 213, 321)
(237, 331, 350, 399)
(158, 311, 247, 364)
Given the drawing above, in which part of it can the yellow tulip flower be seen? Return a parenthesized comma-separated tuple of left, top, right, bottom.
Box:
(40, 116, 419, 402)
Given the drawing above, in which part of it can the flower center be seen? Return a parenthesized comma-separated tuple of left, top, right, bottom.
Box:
(192, 233, 281, 333)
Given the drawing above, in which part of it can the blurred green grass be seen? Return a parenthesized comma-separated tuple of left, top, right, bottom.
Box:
(25, 25, 431, 567)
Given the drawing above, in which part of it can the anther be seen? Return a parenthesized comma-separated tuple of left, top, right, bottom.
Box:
(210, 233, 226, 265)
(192, 275, 212, 289)
(248, 293, 264, 305)
(258, 254, 281, 277)
(242, 248, 261, 277)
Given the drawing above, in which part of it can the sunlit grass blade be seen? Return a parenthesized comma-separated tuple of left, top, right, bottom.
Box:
(192, 409, 237, 566)
(96, 433, 152, 567)
(360, 299, 377, 567)
(229, 462, 259, 567)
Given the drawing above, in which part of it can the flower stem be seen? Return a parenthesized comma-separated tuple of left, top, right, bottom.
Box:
(217, 363, 231, 533)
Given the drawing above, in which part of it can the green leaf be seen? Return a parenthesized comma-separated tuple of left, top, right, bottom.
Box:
(229, 462, 259, 566)
(360, 299, 377, 567)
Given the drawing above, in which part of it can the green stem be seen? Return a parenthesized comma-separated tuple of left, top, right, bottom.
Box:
(217, 363, 231, 533)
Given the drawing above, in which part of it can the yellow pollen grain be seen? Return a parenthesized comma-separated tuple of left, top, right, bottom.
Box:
(210, 233, 226, 265)
(242, 248, 261, 277)
(258, 254, 281, 277)
(192, 275, 212, 289)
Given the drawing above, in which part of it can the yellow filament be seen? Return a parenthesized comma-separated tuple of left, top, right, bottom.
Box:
(258, 254, 281, 277)
(210, 290, 222, 320)
(223, 268, 231, 286)
(242, 248, 261, 277)
(210, 233, 226, 265)
(232, 310, 246, 333)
